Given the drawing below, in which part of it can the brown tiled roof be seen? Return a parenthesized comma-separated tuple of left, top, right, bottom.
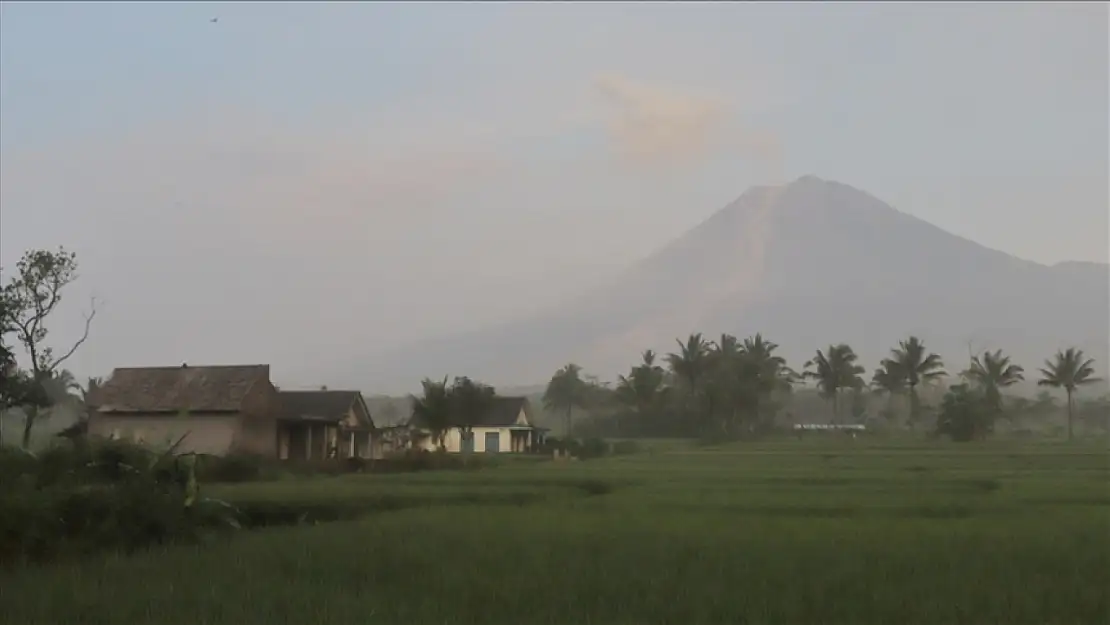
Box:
(278, 390, 369, 424)
(91, 364, 270, 413)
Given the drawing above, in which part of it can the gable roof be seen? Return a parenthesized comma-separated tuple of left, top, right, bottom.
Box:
(91, 364, 271, 413)
(278, 390, 374, 428)
(409, 396, 532, 428)
(478, 396, 531, 427)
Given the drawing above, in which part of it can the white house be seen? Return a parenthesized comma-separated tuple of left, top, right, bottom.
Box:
(409, 396, 546, 453)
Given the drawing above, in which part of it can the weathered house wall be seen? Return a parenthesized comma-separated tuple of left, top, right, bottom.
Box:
(88, 412, 241, 455)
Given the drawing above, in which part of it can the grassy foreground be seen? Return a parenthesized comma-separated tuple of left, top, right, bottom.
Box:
(2, 439, 1108, 624)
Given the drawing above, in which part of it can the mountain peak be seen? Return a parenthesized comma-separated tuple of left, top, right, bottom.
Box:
(790, 174, 826, 186)
(367, 179, 1108, 391)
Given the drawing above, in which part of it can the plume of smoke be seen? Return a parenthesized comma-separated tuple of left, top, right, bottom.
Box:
(592, 74, 783, 180)
(580, 75, 789, 363)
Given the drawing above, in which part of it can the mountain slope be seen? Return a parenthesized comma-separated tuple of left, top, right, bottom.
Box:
(365, 176, 1109, 391)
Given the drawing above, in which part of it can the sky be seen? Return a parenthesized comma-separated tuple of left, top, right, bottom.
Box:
(1, 2, 1107, 388)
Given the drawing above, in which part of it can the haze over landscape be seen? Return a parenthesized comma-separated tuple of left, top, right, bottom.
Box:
(3, 5, 1110, 623)
(1, 2, 1106, 394)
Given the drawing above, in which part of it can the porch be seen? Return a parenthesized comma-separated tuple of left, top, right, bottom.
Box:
(277, 417, 377, 460)
(508, 426, 548, 453)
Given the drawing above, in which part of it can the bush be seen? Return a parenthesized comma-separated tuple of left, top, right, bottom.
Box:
(0, 439, 241, 566)
(936, 384, 992, 442)
(578, 437, 611, 460)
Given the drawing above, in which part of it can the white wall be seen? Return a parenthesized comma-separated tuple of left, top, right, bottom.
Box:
(416, 426, 510, 453)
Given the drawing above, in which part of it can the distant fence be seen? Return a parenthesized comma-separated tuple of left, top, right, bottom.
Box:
(793, 424, 866, 431)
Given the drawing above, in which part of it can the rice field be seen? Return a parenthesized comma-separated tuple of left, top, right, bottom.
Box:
(2, 439, 1108, 624)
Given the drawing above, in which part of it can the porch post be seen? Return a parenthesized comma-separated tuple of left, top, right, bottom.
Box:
(367, 431, 373, 458)
(306, 425, 313, 460)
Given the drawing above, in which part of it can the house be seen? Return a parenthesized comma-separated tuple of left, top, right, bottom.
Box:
(87, 363, 378, 460)
(277, 388, 379, 460)
(409, 396, 547, 453)
(88, 364, 281, 456)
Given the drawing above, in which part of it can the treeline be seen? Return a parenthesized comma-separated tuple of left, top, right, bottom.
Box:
(532, 333, 1104, 442)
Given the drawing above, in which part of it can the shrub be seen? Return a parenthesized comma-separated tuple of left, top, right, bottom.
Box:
(936, 384, 992, 442)
(578, 437, 611, 460)
(0, 439, 241, 566)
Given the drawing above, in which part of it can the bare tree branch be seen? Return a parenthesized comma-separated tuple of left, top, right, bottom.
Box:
(48, 297, 98, 372)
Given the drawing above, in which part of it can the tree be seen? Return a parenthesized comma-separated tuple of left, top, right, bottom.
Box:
(740, 333, 796, 427)
(886, 336, 945, 428)
(1038, 348, 1101, 441)
(377, 401, 400, 425)
(409, 377, 453, 451)
(936, 383, 991, 442)
(666, 333, 712, 428)
(0, 287, 15, 376)
(80, 375, 102, 405)
(542, 363, 591, 438)
(870, 360, 906, 423)
(614, 350, 669, 432)
(1, 248, 97, 447)
(963, 349, 1025, 426)
(666, 333, 712, 393)
(701, 334, 755, 437)
(449, 376, 496, 453)
(803, 344, 865, 422)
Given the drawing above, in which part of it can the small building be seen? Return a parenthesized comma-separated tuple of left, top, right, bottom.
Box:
(87, 363, 380, 460)
(88, 364, 282, 456)
(277, 389, 379, 460)
(409, 396, 546, 453)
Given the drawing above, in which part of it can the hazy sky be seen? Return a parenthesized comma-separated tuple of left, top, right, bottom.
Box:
(1, 2, 1106, 387)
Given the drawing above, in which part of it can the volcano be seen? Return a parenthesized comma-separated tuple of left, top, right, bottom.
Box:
(367, 176, 1109, 390)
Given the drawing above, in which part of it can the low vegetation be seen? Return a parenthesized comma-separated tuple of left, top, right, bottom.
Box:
(2, 440, 1107, 624)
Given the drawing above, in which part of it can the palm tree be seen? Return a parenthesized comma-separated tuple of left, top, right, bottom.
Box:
(887, 336, 946, 426)
(699, 334, 757, 436)
(43, 369, 83, 405)
(1038, 348, 1101, 441)
(666, 333, 712, 424)
(741, 334, 796, 426)
(55, 375, 104, 441)
(870, 360, 906, 422)
(666, 333, 712, 395)
(615, 350, 669, 434)
(542, 363, 591, 438)
(409, 377, 453, 451)
(616, 350, 668, 413)
(17, 368, 83, 448)
(804, 344, 865, 422)
(964, 349, 1025, 416)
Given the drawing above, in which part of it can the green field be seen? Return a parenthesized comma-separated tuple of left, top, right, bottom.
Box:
(3, 439, 1108, 624)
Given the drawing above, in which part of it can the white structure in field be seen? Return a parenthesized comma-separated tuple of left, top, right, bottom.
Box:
(409, 396, 547, 453)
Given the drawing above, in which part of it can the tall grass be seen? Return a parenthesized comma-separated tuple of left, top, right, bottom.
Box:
(2, 441, 1107, 624)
